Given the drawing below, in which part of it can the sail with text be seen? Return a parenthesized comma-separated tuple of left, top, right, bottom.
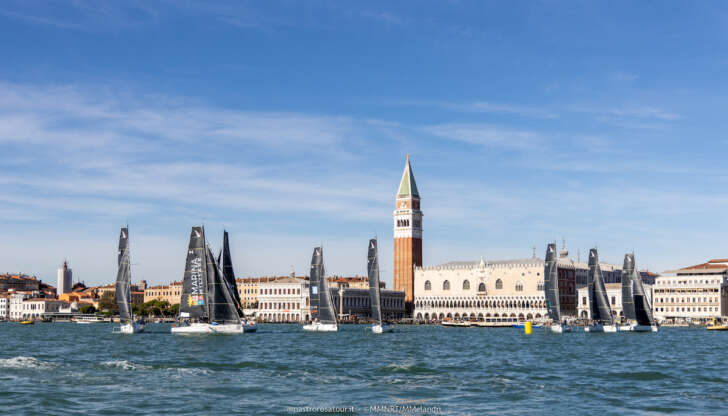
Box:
(220, 230, 243, 315)
(367, 238, 383, 326)
(544, 243, 561, 323)
(309, 247, 336, 324)
(115, 227, 132, 323)
(587, 248, 614, 325)
(621, 254, 637, 322)
(180, 226, 209, 321)
(631, 255, 656, 327)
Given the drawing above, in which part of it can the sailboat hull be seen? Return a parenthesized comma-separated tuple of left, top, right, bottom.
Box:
(114, 322, 145, 334)
(171, 322, 243, 334)
(618, 324, 634, 332)
(548, 324, 572, 333)
(633, 325, 658, 332)
(585, 324, 617, 333)
(372, 324, 393, 334)
(302, 322, 338, 332)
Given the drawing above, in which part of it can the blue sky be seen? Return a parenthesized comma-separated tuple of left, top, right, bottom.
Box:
(1, 1, 727, 287)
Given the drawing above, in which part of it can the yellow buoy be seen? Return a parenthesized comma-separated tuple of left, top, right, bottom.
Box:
(524, 321, 532, 335)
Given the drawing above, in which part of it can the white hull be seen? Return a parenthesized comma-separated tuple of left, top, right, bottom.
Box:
(372, 323, 393, 334)
(585, 324, 617, 333)
(441, 321, 471, 328)
(633, 325, 658, 332)
(114, 322, 145, 334)
(171, 322, 243, 334)
(302, 322, 338, 332)
(549, 325, 572, 333)
(618, 325, 634, 332)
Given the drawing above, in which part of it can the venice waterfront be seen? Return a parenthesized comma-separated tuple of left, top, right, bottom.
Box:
(1, 323, 725, 415)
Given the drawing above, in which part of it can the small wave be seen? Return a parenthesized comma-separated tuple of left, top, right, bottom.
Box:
(378, 363, 438, 375)
(100, 360, 150, 371)
(608, 371, 672, 381)
(0, 356, 57, 369)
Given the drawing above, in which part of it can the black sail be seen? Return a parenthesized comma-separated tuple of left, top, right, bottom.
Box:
(367, 238, 383, 325)
(544, 243, 561, 323)
(621, 254, 637, 321)
(309, 247, 336, 324)
(115, 227, 132, 322)
(631, 256, 656, 327)
(180, 226, 209, 320)
(220, 231, 243, 315)
(588, 248, 614, 325)
(207, 246, 240, 324)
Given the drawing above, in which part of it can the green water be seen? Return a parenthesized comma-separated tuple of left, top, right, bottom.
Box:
(0, 323, 724, 415)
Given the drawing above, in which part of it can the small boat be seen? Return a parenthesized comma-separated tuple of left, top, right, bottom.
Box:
(303, 247, 338, 332)
(367, 238, 393, 334)
(20, 319, 34, 325)
(707, 319, 728, 331)
(73, 316, 108, 324)
(620, 253, 658, 333)
(242, 320, 258, 333)
(113, 226, 145, 334)
(171, 226, 243, 335)
(512, 323, 543, 329)
(584, 248, 617, 334)
(544, 243, 572, 333)
(441, 320, 471, 328)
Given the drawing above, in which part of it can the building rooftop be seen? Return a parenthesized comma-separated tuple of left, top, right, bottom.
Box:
(397, 154, 419, 198)
(665, 258, 728, 274)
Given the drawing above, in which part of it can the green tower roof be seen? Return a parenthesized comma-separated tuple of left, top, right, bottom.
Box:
(397, 155, 419, 198)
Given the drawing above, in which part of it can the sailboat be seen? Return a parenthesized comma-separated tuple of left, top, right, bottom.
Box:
(219, 231, 257, 333)
(303, 247, 338, 332)
(619, 253, 637, 331)
(113, 227, 145, 334)
(584, 248, 617, 333)
(544, 243, 571, 333)
(171, 226, 243, 334)
(368, 238, 392, 334)
(628, 254, 658, 332)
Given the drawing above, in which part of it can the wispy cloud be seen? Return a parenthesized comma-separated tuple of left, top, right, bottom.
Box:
(392, 99, 559, 119)
(422, 123, 542, 149)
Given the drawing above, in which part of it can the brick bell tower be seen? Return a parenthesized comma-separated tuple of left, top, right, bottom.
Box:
(393, 154, 422, 315)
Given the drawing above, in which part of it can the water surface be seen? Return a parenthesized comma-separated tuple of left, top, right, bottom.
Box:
(0, 323, 723, 415)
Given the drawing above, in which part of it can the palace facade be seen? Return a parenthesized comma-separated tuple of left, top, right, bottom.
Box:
(413, 258, 551, 323)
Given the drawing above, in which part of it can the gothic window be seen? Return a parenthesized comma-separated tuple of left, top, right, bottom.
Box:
(496, 279, 503, 290)
(478, 283, 486, 292)
(537, 281, 544, 291)
(425, 280, 432, 291)
(515, 282, 523, 292)
(443, 280, 451, 291)
(462, 280, 470, 290)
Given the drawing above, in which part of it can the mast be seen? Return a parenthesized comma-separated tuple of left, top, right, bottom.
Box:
(179, 226, 209, 321)
(115, 227, 132, 323)
(621, 254, 637, 321)
(588, 248, 614, 325)
(544, 243, 561, 323)
(631, 256, 655, 326)
(368, 238, 383, 325)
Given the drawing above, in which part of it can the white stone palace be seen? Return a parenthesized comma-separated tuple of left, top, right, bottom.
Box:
(413, 257, 552, 323)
